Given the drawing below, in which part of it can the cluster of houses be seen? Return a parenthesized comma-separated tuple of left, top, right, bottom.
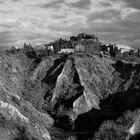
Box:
(7, 33, 100, 56)
(7, 36, 135, 58)
(100, 43, 135, 57)
(56, 43, 134, 56)
(35, 43, 86, 54)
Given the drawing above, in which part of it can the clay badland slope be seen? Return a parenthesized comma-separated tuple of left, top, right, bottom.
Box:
(0, 52, 140, 140)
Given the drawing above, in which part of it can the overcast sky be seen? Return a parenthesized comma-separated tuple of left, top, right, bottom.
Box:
(0, 0, 140, 49)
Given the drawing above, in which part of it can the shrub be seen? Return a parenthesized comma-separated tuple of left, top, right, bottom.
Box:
(93, 110, 140, 140)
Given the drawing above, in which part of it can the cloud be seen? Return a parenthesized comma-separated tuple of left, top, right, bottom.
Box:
(0, 31, 20, 49)
(121, 11, 140, 29)
(12, 0, 22, 1)
(0, 18, 20, 28)
(0, 29, 48, 48)
(0, 15, 71, 48)
(68, 0, 91, 10)
(0, 0, 139, 49)
(88, 9, 121, 21)
(0, 17, 46, 48)
(110, 0, 140, 9)
(0, 0, 22, 3)
(0, 9, 15, 14)
(128, 39, 140, 49)
(38, 0, 65, 9)
(99, 1, 112, 7)
(123, 0, 140, 9)
(85, 10, 140, 48)
(51, 13, 67, 19)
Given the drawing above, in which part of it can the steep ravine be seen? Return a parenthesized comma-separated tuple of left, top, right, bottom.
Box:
(0, 53, 140, 140)
(41, 55, 84, 130)
(36, 54, 140, 139)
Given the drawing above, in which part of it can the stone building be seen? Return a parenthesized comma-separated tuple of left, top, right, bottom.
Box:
(75, 44, 85, 53)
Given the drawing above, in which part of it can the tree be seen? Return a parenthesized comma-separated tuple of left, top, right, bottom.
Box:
(23, 44, 37, 58)
(70, 36, 77, 41)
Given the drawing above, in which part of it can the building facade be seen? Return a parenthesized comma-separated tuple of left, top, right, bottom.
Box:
(58, 48, 74, 54)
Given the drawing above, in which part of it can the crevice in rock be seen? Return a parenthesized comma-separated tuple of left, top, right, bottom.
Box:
(48, 57, 84, 130)
(29, 57, 42, 71)
(42, 54, 68, 86)
(41, 55, 68, 104)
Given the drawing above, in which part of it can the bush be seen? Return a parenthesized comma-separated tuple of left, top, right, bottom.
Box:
(93, 110, 140, 140)
(94, 120, 127, 140)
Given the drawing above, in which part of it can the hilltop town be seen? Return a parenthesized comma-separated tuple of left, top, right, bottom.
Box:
(6, 33, 140, 63)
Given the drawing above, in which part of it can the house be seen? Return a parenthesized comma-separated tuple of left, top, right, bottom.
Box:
(36, 44, 54, 51)
(58, 48, 74, 54)
(116, 44, 134, 53)
(34, 44, 54, 56)
(75, 44, 85, 53)
(46, 45, 54, 55)
(101, 44, 119, 57)
(47, 45, 54, 51)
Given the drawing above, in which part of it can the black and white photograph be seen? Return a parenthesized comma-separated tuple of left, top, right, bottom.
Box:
(0, 0, 140, 140)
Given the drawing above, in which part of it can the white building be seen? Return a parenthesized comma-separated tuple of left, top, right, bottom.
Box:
(116, 44, 135, 53)
(58, 48, 74, 54)
(36, 44, 46, 50)
(47, 45, 54, 51)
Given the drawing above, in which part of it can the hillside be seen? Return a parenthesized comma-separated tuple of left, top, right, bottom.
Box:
(0, 48, 140, 140)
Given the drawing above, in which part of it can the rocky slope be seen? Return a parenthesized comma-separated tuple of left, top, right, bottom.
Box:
(0, 51, 140, 140)
(0, 52, 53, 140)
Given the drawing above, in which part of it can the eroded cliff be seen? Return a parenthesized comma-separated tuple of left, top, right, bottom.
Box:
(0, 52, 140, 140)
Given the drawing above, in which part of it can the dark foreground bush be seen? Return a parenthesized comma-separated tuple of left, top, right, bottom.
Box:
(93, 110, 140, 140)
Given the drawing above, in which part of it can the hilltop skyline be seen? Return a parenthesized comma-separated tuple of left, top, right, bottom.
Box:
(0, 0, 140, 49)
